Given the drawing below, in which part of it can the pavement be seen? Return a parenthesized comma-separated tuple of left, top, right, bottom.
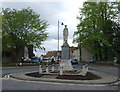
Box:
(7, 69, 119, 85)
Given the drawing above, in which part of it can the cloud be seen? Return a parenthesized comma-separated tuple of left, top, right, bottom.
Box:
(2, 1, 83, 56)
(34, 39, 58, 56)
(34, 38, 77, 56)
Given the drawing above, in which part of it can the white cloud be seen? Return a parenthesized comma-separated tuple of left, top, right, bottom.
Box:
(34, 38, 77, 57)
(2, 0, 83, 56)
(1, 0, 65, 2)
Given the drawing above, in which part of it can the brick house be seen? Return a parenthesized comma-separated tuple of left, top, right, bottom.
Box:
(46, 51, 61, 58)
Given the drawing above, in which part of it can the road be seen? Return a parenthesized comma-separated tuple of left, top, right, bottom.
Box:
(2, 78, 118, 90)
(2, 63, 118, 77)
(1, 63, 119, 91)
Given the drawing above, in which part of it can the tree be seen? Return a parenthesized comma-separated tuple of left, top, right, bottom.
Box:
(73, 2, 120, 61)
(0, 11, 2, 36)
(2, 8, 49, 61)
(0, 11, 2, 59)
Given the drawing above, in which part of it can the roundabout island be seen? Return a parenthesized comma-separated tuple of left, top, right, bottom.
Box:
(9, 67, 118, 85)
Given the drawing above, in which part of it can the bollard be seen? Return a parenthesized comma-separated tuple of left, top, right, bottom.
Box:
(60, 66, 63, 75)
(46, 64, 49, 73)
(82, 64, 88, 76)
(82, 66, 86, 76)
(57, 64, 59, 70)
(86, 65, 88, 72)
(39, 65, 42, 74)
(52, 64, 54, 72)
(85, 64, 88, 74)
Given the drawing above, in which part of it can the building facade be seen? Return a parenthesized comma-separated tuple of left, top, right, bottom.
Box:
(70, 47, 91, 62)
(46, 51, 61, 58)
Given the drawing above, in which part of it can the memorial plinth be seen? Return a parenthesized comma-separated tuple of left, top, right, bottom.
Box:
(60, 43, 73, 70)
(61, 43, 70, 60)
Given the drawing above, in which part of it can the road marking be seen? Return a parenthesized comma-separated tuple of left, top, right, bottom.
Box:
(112, 80, 120, 84)
(4, 74, 10, 78)
(3, 74, 13, 79)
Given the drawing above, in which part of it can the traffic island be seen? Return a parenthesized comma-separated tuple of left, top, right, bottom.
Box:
(9, 69, 119, 85)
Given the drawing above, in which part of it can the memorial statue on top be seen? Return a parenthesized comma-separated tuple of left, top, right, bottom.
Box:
(63, 25, 68, 46)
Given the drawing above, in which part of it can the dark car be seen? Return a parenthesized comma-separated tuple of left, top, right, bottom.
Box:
(71, 59, 78, 64)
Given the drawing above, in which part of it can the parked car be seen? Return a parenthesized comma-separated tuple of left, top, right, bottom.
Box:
(71, 59, 78, 64)
(24, 58, 31, 63)
(89, 58, 95, 63)
(32, 56, 39, 63)
(56, 58, 61, 62)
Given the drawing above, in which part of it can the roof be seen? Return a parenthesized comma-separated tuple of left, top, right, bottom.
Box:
(70, 47, 79, 52)
(46, 51, 61, 57)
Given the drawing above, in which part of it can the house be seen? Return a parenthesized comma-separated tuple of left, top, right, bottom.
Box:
(45, 47, 91, 62)
(70, 46, 91, 62)
(46, 51, 61, 58)
(70, 47, 80, 60)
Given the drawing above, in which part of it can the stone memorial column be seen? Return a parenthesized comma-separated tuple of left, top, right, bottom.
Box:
(60, 25, 73, 70)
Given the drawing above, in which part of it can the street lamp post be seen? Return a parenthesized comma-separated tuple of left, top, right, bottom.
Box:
(58, 20, 64, 58)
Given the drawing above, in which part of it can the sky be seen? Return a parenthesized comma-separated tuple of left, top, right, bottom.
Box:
(1, 0, 119, 56)
(2, 0, 86, 56)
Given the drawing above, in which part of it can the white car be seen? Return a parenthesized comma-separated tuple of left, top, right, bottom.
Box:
(24, 57, 31, 63)
(42, 58, 51, 63)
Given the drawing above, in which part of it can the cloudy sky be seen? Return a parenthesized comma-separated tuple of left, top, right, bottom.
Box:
(2, 0, 86, 56)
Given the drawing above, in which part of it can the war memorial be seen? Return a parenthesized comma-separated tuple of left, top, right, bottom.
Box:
(7, 25, 118, 85)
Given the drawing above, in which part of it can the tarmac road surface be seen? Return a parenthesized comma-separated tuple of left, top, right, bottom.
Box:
(1, 63, 119, 91)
